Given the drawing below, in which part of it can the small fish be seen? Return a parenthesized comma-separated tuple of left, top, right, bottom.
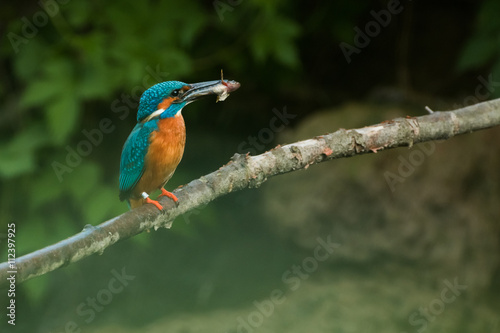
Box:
(183, 79, 240, 103)
(216, 69, 240, 102)
(216, 79, 240, 102)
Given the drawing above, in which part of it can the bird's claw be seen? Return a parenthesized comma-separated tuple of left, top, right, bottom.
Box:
(141, 192, 164, 210)
(144, 197, 163, 210)
(159, 188, 179, 206)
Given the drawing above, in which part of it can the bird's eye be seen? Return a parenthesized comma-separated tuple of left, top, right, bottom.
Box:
(171, 89, 180, 97)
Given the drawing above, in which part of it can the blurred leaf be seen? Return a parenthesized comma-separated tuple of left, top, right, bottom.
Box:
(20, 78, 61, 108)
(45, 91, 79, 144)
(476, 0, 500, 33)
(53, 212, 82, 240)
(19, 56, 79, 144)
(457, 36, 497, 72)
(83, 186, 120, 223)
(158, 49, 192, 77)
(19, 212, 82, 252)
(64, 0, 92, 28)
(31, 166, 66, 209)
(0, 148, 34, 177)
(457, 0, 500, 73)
(64, 162, 101, 203)
(250, 31, 268, 63)
(12, 38, 47, 82)
(21, 270, 50, 305)
(77, 34, 113, 99)
(169, 2, 207, 47)
(250, 16, 301, 68)
(16, 217, 50, 254)
(44, 58, 73, 80)
(274, 37, 300, 68)
(0, 125, 48, 178)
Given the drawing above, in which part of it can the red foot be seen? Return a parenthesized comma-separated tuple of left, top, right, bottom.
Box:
(145, 197, 163, 210)
(159, 188, 179, 203)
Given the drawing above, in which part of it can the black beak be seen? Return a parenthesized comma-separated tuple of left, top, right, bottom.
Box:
(179, 79, 241, 103)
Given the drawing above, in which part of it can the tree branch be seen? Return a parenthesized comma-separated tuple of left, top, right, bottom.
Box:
(1, 99, 500, 287)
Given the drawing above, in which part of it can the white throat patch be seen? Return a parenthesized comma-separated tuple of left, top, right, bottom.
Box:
(143, 108, 165, 122)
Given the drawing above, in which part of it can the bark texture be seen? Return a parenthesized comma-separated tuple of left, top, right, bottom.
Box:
(1, 99, 499, 287)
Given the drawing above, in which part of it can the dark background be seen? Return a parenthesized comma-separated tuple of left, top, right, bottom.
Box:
(1, 0, 499, 332)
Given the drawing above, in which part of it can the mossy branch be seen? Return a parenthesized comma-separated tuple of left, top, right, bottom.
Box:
(1, 99, 500, 288)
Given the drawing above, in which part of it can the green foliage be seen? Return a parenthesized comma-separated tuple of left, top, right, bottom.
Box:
(250, 15, 301, 68)
(1, 0, 496, 311)
(457, 0, 500, 97)
(0, 0, 310, 304)
(457, 35, 498, 71)
(0, 124, 48, 177)
(21, 273, 50, 306)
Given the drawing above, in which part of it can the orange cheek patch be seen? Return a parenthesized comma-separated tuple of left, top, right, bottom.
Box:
(158, 97, 175, 110)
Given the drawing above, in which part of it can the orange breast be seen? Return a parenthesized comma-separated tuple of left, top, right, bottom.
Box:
(132, 115, 186, 198)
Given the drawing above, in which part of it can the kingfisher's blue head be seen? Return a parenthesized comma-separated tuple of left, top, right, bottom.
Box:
(137, 80, 231, 123)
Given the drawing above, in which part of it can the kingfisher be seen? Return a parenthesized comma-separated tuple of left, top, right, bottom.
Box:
(119, 78, 240, 210)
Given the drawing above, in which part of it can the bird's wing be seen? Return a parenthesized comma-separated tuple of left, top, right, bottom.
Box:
(119, 123, 155, 200)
